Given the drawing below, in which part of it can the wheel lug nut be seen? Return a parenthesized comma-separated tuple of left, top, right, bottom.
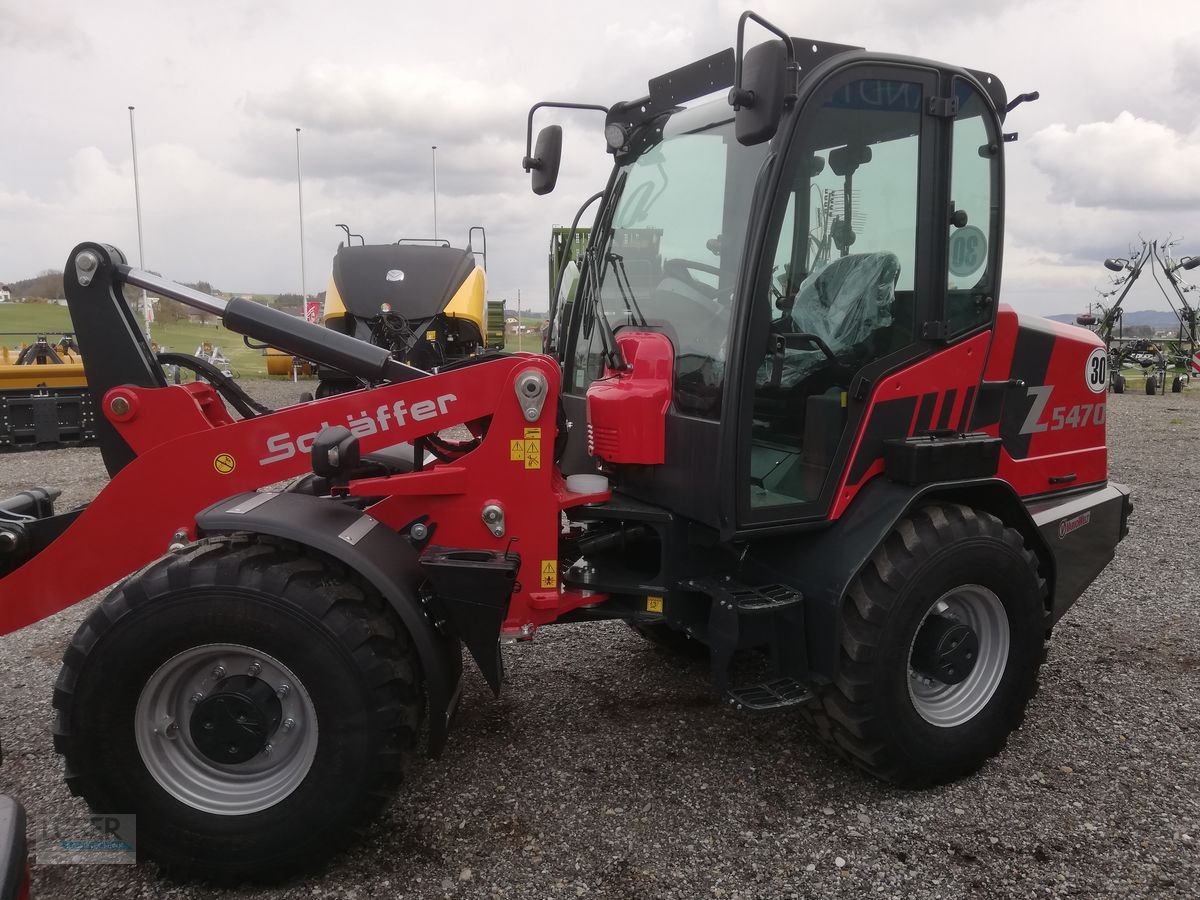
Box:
(262, 743, 272, 756)
(211, 665, 225, 679)
(282, 718, 295, 732)
(190, 692, 204, 704)
(277, 684, 290, 698)
(248, 661, 262, 677)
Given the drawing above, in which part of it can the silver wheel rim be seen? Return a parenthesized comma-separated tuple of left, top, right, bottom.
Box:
(135, 643, 318, 816)
(907, 585, 1009, 728)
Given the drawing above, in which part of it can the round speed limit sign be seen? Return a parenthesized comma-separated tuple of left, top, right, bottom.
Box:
(949, 225, 987, 278)
(1085, 347, 1108, 394)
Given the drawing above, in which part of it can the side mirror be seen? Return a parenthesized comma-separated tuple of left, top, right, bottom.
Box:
(731, 39, 787, 146)
(524, 125, 563, 196)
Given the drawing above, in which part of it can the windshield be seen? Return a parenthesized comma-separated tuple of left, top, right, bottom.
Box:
(571, 102, 770, 417)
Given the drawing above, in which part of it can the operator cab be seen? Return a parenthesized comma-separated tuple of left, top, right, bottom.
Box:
(540, 34, 1005, 536)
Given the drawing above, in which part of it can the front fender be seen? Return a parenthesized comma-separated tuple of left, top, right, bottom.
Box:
(195, 491, 462, 758)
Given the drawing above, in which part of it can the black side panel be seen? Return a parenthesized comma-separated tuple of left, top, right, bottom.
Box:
(1029, 483, 1130, 622)
(997, 326, 1056, 459)
(333, 245, 475, 320)
(846, 396, 918, 485)
(609, 414, 724, 528)
(196, 492, 463, 758)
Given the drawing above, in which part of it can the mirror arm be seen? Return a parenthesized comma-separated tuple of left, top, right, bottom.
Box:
(729, 10, 796, 110)
(523, 101, 609, 171)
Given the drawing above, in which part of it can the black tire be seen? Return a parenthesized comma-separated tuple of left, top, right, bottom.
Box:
(1172, 376, 1184, 393)
(298, 390, 314, 404)
(626, 621, 709, 659)
(53, 537, 423, 882)
(803, 503, 1047, 787)
(1145, 374, 1158, 395)
(1111, 374, 1125, 394)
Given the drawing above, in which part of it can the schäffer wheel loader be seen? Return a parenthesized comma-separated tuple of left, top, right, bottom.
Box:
(0, 10, 1129, 883)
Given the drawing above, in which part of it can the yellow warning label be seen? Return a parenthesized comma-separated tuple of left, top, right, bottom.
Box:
(646, 595, 664, 614)
(425, 330, 437, 341)
(524, 441, 541, 469)
(540, 560, 557, 588)
(511, 428, 542, 469)
(213, 453, 236, 475)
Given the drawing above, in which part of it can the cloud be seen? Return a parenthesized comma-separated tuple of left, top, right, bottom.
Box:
(0, 3, 90, 56)
(1028, 112, 1200, 210)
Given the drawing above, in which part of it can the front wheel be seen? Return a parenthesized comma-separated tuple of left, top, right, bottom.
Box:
(803, 504, 1047, 786)
(1145, 374, 1158, 395)
(1111, 373, 1125, 394)
(52, 538, 423, 882)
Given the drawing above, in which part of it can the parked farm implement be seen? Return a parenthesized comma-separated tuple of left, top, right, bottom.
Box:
(309, 225, 506, 398)
(0, 11, 1129, 884)
(0, 332, 96, 451)
(1082, 238, 1200, 394)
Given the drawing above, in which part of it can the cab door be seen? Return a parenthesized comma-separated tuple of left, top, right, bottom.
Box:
(730, 64, 944, 529)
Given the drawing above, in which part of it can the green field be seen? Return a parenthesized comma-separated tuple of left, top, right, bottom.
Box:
(0, 302, 273, 377)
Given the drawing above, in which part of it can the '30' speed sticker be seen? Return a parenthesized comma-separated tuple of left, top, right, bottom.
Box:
(1085, 347, 1108, 394)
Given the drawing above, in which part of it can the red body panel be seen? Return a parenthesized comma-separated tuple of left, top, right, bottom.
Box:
(0, 356, 607, 636)
(831, 331, 990, 519)
(586, 332, 673, 465)
(831, 306, 1108, 518)
(978, 308, 1107, 496)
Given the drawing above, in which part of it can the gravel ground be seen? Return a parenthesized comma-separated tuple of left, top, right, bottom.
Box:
(0, 380, 1196, 899)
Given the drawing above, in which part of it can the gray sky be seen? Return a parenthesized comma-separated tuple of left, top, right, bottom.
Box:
(2, 0, 1197, 315)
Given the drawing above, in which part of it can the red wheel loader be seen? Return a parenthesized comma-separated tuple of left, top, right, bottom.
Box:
(0, 11, 1128, 882)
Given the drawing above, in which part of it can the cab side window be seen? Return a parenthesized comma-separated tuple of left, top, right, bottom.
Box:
(946, 83, 1000, 337)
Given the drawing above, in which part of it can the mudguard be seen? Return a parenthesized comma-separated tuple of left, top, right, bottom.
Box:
(744, 477, 1066, 681)
(195, 491, 463, 758)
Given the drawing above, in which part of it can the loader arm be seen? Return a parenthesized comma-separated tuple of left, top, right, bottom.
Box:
(0, 245, 608, 636)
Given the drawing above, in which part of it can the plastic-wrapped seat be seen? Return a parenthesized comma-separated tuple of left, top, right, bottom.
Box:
(752, 252, 900, 442)
(775, 251, 901, 387)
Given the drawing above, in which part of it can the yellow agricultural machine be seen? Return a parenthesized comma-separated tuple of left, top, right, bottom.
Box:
(311, 226, 506, 397)
(0, 333, 96, 450)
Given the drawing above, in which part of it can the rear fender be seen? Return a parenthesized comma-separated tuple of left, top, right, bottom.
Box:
(744, 477, 1056, 681)
(195, 491, 462, 758)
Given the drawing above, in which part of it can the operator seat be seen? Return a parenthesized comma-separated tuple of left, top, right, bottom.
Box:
(754, 251, 901, 443)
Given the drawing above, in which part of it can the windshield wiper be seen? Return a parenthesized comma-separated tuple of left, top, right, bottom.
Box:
(606, 252, 648, 327)
(584, 244, 629, 372)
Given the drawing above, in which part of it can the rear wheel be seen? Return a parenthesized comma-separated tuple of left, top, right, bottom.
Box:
(803, 504, 1046, 786)
(1111, 374, 1125, 394)
(1146, 374, 1158, 395)
(1172, 375, 1184, 393)
(53, 538, 422, 882)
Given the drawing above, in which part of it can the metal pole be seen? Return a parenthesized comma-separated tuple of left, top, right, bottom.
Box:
(128, 106, 150, 341)
(517, 287, 522, 352)
(431, 145, 438, 240)
(296, 128, 307, 305)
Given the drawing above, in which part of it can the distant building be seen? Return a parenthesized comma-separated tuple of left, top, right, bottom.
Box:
(0, 286, 10, 303)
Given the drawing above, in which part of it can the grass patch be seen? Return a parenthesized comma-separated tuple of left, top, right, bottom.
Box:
(1, 303, 272, 377)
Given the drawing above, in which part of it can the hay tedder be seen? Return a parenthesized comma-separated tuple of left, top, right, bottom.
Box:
(0, 12, 1129, 883)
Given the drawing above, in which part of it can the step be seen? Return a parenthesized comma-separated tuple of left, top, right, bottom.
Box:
(725, 677, 814, 712)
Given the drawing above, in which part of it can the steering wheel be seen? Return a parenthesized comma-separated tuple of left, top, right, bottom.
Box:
(662, 258, 722, 300)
